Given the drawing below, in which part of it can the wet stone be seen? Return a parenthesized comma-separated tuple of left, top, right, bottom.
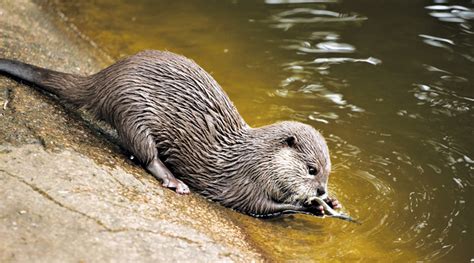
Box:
(0, 0, 262, 262)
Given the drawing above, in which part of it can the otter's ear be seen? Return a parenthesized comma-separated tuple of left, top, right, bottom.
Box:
(284, 136, 297, 147)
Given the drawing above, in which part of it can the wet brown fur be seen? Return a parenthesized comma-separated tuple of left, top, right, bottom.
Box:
(0, 50, 332, 216)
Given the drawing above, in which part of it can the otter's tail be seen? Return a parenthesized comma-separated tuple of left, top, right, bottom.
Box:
(0, 58, 89, 106)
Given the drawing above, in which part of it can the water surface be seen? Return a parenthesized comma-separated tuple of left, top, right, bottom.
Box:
(51, 0, 473, 261)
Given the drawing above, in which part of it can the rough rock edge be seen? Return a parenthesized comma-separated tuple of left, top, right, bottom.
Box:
(0, 0, 263, 262)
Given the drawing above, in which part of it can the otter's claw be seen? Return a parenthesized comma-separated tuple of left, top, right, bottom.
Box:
(324, 197, 342, 210)
(162, 177, 190, 195)
(175, 180, 190, 194)
(306, 196, 358, 223)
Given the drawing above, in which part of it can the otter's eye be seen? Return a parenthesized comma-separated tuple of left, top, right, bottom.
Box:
(308, 166, 318, 176)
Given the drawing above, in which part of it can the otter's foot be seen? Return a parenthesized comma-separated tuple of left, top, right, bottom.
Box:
(162, 177, 190, 194)
(147, 158, 190, 194)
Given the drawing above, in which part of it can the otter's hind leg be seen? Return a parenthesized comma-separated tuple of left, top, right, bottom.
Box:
(118, 124, 190, 194)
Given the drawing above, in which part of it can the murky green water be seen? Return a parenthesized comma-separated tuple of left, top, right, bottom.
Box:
(51, 0, 473, 261)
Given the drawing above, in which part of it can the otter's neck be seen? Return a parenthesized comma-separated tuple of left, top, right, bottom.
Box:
(198, 126, 284, 216)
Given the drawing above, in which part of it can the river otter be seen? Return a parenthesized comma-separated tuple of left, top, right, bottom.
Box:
(0, 50, 340, 217)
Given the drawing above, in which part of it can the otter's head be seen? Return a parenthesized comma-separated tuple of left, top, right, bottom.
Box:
(237, 121, 331, 217)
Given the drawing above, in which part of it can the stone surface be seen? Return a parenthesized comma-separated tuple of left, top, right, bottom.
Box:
(0, 0, 262, 262)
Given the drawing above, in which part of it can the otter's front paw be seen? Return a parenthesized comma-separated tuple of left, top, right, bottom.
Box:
(324, 197, 342, 209)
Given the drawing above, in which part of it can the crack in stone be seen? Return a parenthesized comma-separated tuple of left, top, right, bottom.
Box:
(0, 168, 202, 246)
(99, 227, 202, 245)
(1, 168, 111, 230)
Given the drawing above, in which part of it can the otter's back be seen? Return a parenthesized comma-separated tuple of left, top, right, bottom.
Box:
(85, 50, 247, 167)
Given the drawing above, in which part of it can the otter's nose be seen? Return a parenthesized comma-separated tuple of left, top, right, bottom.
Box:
(316, 187, 326, 197)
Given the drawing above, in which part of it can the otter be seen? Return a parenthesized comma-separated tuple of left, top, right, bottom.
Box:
(0, 50, 340, 217)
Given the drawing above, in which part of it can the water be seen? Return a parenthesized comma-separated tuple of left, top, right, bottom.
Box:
(50, 0, 473, 261)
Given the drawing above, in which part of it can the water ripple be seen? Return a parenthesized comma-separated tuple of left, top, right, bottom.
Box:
(419, 34, 454, 50)
(270, 8, 367, 30)
(273, 74, 365, 113)
(411, 83, 472, 116)
(313, 56, 382, 65)
(283, 40, 355, 53)
(426, 4, 474, 23)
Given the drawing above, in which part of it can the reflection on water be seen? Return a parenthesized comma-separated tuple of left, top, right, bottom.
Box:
(426, 4, 474, 23)
(51, 0, 473, 261)
(270, 7, 367, 30)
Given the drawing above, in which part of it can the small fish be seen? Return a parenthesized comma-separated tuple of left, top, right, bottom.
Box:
(308, 195, 360, 224)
